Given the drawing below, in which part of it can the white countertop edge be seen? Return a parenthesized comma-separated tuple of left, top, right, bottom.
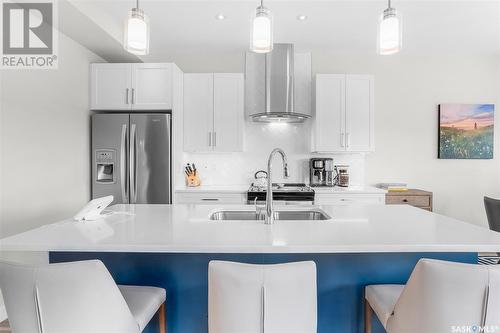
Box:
(6, 245, 499, 254)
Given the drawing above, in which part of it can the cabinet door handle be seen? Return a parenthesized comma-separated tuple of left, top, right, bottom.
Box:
(208, 132, 212, 147)
(340, 133, 345, 147)
(126, 88, 129, 104)
(131, 88, 135, 104)
(346, 132, 350, 148)
(213, 132, 217, 147)
(201, 198, 220, 201)
(402, 199, 408, 203)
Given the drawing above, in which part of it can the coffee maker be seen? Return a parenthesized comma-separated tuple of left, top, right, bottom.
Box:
(309, 158, 334, 187)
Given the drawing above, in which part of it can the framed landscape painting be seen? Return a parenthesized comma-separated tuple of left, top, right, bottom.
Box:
(438, 104, 494, 159)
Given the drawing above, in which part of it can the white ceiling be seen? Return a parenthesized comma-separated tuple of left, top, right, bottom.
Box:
(67, 0, 500, 61)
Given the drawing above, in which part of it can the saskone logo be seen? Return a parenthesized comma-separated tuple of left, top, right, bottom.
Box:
(1, 0, 58, 69)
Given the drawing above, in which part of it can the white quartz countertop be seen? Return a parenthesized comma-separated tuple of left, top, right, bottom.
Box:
(175, 185, 386, 195)
(2, 204, 500, 253)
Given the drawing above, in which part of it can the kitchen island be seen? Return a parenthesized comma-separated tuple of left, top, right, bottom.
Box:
(2, 204, 500, 333)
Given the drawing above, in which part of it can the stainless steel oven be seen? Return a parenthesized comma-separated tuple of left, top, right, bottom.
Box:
(247, 183, 315, 205)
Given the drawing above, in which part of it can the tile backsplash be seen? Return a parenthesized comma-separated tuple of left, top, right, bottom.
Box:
(180, 120, 366, 187)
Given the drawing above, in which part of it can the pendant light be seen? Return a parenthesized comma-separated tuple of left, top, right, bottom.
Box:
(378, 0, 402, 55)
(250, 0, 273, 53)
(124, 0, 150, 55)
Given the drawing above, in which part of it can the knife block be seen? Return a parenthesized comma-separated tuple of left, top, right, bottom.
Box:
(186, 174, 201, 187)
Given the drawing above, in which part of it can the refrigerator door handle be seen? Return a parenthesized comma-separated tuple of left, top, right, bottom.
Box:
(130, 123, 137, 204)
(126, 88, 129, 104)
(120, 124, 128, 203)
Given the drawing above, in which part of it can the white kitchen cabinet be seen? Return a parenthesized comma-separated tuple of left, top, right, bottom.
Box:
(90, 63, 131, 110)
(183, 74, 214, 152)
(176, 192, 246, 204)
(314, 74, 374, 152)
(131, 63, 172, 110)
(183, 73, 244, 152)
(213, 74, 244, 152)
(90, 63, 173, 110)
(315, 75, 345, 152)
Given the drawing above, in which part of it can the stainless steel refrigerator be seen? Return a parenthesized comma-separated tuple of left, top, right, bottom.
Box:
(92, 113, 171, 205)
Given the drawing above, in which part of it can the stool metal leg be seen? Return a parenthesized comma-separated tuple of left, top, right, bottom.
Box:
(364, 299, 373, 333)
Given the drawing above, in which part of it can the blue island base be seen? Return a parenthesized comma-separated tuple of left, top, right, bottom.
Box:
(49, 252, 477, 333)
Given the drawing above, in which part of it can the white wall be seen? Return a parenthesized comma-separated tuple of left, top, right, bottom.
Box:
(0, 33, 104, 239)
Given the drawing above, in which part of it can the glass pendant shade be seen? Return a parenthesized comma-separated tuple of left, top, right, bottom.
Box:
(378, 7, 402, 55)
(250, 5, 273, 53)
(124, 8, 150, 55)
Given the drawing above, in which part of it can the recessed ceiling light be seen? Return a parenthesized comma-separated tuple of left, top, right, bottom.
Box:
(296, 15, 308, 21)
(215, 13, 226, 20)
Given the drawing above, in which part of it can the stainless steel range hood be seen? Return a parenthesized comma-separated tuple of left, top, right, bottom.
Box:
(247, 44, 311, 123)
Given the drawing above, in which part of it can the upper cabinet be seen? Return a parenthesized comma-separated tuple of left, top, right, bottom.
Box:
(90, 63, 173, 110)
(131, 64, 172, 110)
(183, 73, 244, 152)
(90, 63, 131, 110)
(183, 74, 214, 152)
(314, 74, 374, 152)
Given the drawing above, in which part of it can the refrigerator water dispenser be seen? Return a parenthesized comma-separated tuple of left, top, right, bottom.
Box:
(95, 150, 115, 183)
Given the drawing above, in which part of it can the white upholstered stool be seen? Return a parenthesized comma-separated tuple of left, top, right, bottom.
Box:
(0, 259, 166, 333)
(208, 260, 317, 333)
(365, 258, 500, 333)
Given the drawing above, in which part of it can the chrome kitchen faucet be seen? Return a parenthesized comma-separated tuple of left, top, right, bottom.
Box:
(265, 148, 289, 224)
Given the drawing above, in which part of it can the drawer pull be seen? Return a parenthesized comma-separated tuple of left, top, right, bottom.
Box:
(201, 198, 220, 201)
(403, 199, 408, 203)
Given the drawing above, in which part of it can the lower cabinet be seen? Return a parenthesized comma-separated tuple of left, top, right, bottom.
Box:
(385, 189, 433, 211)
(314, 194, 385, 205)
(175, 191, 385, 205)
(176, 192, 246, 204)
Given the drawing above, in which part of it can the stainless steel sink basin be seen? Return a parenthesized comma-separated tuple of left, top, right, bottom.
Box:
(272, 210, 330, 220)
(210, 211, 261, 221)
(209, 209, 331, 221)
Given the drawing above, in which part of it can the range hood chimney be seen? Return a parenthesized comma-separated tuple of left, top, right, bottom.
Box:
(248, 43, 311, 123)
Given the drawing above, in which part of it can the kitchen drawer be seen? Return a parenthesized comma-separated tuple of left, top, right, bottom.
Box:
(386, 195, 430, 207)
(315, 194, 385, 205)
(176, 192, 246, 204)
(385, 189, 433, 211)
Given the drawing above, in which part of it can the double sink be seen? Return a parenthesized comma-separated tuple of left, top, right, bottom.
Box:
(210, 209, 331, 221)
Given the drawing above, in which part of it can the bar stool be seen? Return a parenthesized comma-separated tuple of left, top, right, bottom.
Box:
(0, 259, 166, 333)
(208, 260, 317, 333)
(364, 258, 500, 333)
